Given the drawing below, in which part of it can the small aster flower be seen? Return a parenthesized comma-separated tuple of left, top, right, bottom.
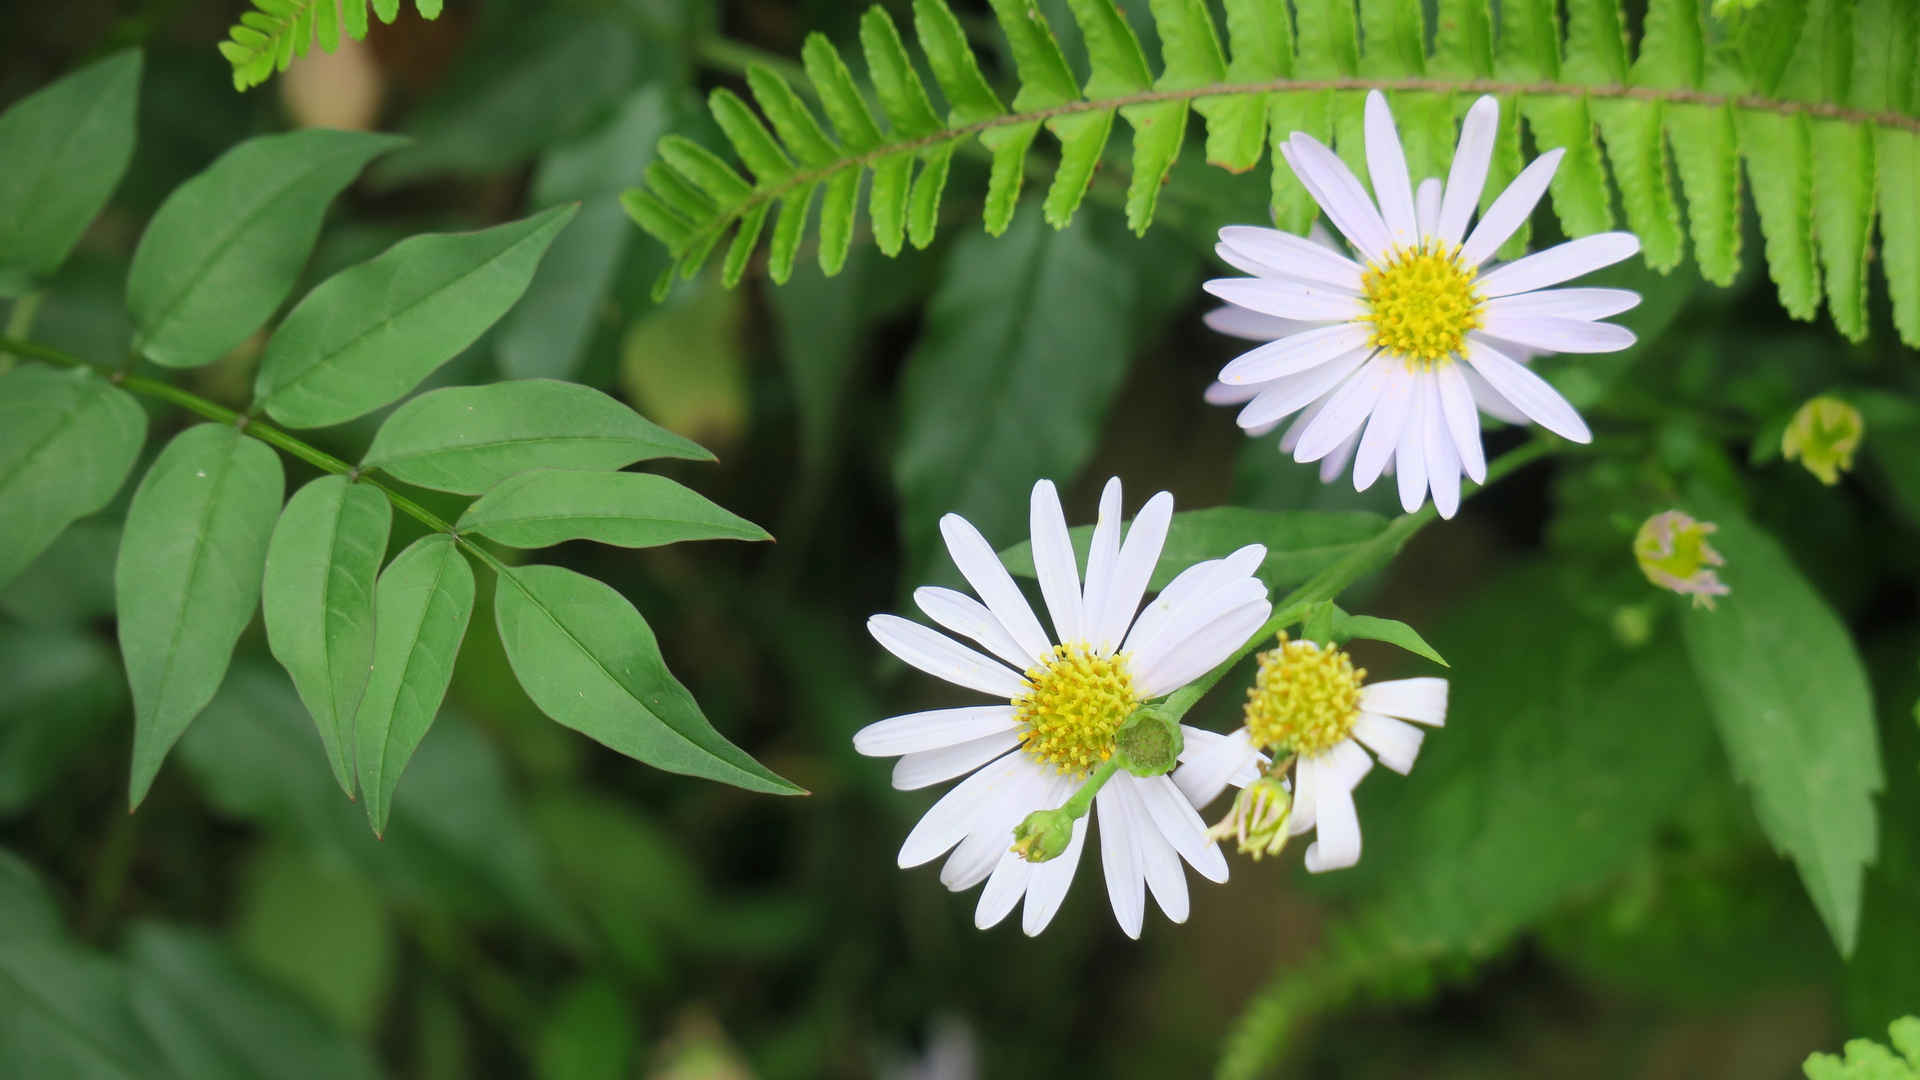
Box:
(1781, 395, 1864, 485)
(1634, 509, 1730, 609)
(1175, 634, 1447, 873)
(1203, 90, 1644, 517)
(858, 477, 1274, 937)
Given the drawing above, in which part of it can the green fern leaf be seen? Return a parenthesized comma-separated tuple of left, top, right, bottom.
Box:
(620, 0, 1920, 347)
(1802, 1016, 1920, 1079)
(219, 0, 441, 92)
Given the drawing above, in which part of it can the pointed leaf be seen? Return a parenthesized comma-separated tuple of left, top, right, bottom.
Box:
(494, 564, 803, 795)
(118, 424, 284, 807)
(255, 206, 576, 428)
(362, 378, 710, 495)
(914, 0, 1005, 124)
(457, 470, 769, 550)
(1740, 112, 1821, 320)
(0, 366, 145, 590)
(262, 476, 392, 797)
(0, 51, 141, 293)
(128, 130, 406, 369)
(355, 534, 475, 836)
(1331, 611, 1448, 667)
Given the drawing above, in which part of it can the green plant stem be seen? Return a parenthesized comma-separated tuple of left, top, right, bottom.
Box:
(0, 335, 460, 537)
(1061, 758, 1121, 821)
(1161, 438, 1559, 722)
(1, 292, 42, 372)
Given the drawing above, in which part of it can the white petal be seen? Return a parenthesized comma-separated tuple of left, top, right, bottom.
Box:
(1364, 91, 1420, 249)
(1203, 278, 1366, 322)
(1094, 491, 1172, 654)
(1434, 362, 1487, 483)
(1358, 677, 1449, 726)
(1029, 480, 1085, 645)
(1478, 313, 1637, 353)
(897, 750, 1028, 867)
(1320, 428, 1362, 483)
(1459, 148, 1564, 267)
(1137, 598, 1272, 699)
(1204, 305, 1306, 342)
(1217, 225, 1367, 290)
(975, 850, 1032, 929)
(1118, 778, 1190, 925)
(1285, 134, 1393, 262)
(1460, 361, 1531, 424)
(940, 513, 1052, 663)
(1080, 478, 1125, 652)
(1236, 347, 1373, 430)
(1463, 337, 1592, 443)
(1287, 752, 1321, 835)
(1483, 287, 1641, 321)
(1302, 782, 1362, 873)
(869, 615, 1027, 698)
(1279, 394, 1331, 455)
(1293, 355, 1393, 463)
(1437, 95, 1500, 245)
(1422, 377, 1462, 519)
(853, 705, 1019, 757)
(1136, 772, 1230, 883)
(1174, 725, 1263, 809)
(1395, 381, 1430, 513)
(1127, 577, 1270, 683)
(1352, 366, 1416, 491)
(1476, 232, 1643, 296)
(1352, 711, 1425, 774)
(1021, 812, 1088, 936)
(1096, 784, 1146, 939)
(1205, 379, 1262, 406)
(1122, 544, 1267, 660)
(1218, 322, 1375, 386)
(1414, 177, 1443, 241)
(941, 764, 1050, 889)
(914, 587, 1033, 670)
(893, 729, 1025, 790)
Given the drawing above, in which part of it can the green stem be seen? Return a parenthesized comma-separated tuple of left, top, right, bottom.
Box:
(2, 293, 43, 371)
(1160, 438, 1558, 722)
(0, 335, 461, 537)
(1061, 757, 1121, 821)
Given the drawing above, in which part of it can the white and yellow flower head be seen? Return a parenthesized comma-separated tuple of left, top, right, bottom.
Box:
(1202, 91, 1643, 518)
(1176, 633, 1447, 873)
(857, 477, 1273, 937)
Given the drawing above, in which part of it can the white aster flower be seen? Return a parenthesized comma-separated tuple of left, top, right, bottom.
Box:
(1175, 634, 1447, 873)
(857, 477, 1273, 937)
(1203, 90, 1644, 517)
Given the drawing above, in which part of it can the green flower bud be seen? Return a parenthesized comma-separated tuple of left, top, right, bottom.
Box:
(1781, 395, 1864, 486)
(1205, 775, 1293, 860)
(1633, 510, 1729, 610)
(1113, 705, 1184, 777)
(1010, 808, 1075, 863)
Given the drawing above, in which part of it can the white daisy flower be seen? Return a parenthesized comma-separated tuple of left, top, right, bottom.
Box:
(1203, 90, 1643, 517)
(857, 477, 1273, 937)
(1175, 634, 1447, 873)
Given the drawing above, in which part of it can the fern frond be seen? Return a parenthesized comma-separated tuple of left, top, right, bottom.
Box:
(624, 0, 1920, 346)
(1802, 1015, 1920, 1079)
(218, 0, 444, 92)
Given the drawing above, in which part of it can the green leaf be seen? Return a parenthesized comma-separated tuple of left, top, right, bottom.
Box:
(1810, 119, 1875, 340)
(1880, 129, 1920, 344)
(535, 979, 635, 1080)
(1803, 1016, 1920, 1080)
(892, 214, 1136, 577)
(361, 378, 709, 496)
(262, 477, 392, 798)
(0, 936, 162, 1079)
(0, 51, 140, 293)
(859, 6, 943, 137)
(1668, 102, 1743, 286)
(457, 470, 768, 550)
(117, 424, 283, 808)
(1739, 112, 1821, 319)
(914, 0, 1005, 125)
(233, 850, 392, 1038)
(354, 534, 475, 837)
(0, 625, 126, 816)
(1000, 507, 1390, 591)
(1331, 610, 1448, 667)
(254, 206, 577, 429)
(493, 564, 803, 795)
(1680, 495, 1883, 955)
(127, 130, 405, 369)
(0, 365, 146, 590)
(125, 925, 380, 1080)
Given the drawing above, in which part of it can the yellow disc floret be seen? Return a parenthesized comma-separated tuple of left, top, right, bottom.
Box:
(1360, 243, 1483, 368)
(1243, 634, 1365, 756)
(1014, 643, 1140, 776)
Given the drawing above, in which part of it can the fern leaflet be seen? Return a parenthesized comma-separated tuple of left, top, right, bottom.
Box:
(218, 0, 443, 92)
(1803, 1016, 1920, 1079)
(623, 0, 1920, 348)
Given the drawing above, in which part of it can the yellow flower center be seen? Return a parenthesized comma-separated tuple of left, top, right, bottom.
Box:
(1243, 634, 1365, 756)
(1014, 644, 1140, 776)
(1360, 243, 1483, 369)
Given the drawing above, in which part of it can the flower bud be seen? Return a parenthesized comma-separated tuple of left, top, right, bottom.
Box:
(1113, 705, 1184, 777)
(1633, 510, 1730, 610)
(1205, 775, 1294, 859)
(1010, 808, 1075, 863)
(1781, 395, 1864, 486)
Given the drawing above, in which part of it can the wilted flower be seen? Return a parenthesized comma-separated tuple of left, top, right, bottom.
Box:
(1633, 510, 1730, 609)
(1781, 395, 1864, 485)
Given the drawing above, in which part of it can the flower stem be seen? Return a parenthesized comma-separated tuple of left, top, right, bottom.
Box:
(0, 335, 461, 538)
(1060, 758, 1122, 821)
